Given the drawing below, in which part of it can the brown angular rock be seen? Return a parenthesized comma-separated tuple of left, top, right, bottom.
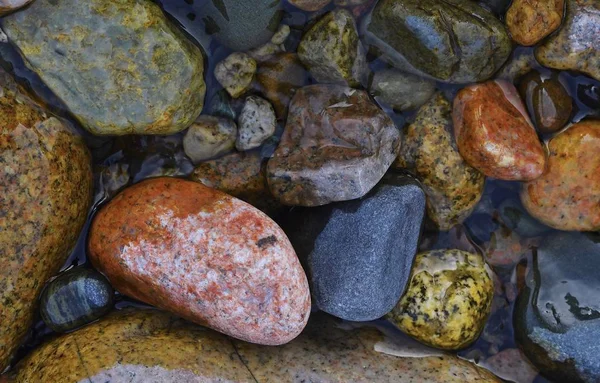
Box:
(506, 0, 564, 46)
(453, 80, 547, 181)
(521, 120, 600, 231)
(0, 71, 92, 370)
(267, 84, 400, 206)
(395, 93, 485, 230)
(88, 177, 310, 345)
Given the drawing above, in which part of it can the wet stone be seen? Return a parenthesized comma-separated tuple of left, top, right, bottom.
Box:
(370, 69, 436, 112)
(236, 96, 277, 151)
(183, 116, 237, 163)
(1, 0, 206, 136)
(387, 249, 494, 351)
(214, 52, 257, 99)
(40, 267, 114, 333)
(282, 174, 426, 321)
(0, 0, 32, 15)
(506, 0, 564, 46)
(267, 84, 400, 207)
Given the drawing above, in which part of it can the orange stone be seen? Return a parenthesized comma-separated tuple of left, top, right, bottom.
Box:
(506, 0, 564, 46)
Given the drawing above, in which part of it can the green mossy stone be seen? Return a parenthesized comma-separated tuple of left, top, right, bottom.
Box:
(1, 0, 206, 136)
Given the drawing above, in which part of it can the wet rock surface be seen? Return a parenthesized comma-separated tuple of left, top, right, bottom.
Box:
(282, 174, 426, 321)
(453, 80, 547, 181)
(370, 69, 436, 112)
(515, 232, 600, 383)
(214, 52, 257, 99)
(267, 84, 400, 206)
(506, 0, 564, 46)
(182, 116, 237, 163)
(0, 0, 32, 15)
(0, 71, 92, 370)
(535, 0, 600, 81)
(363, 0, 512, 83)
(1, 0, 206, 136)
(395, 93, 485, 230)
(88, 177, 311, 345)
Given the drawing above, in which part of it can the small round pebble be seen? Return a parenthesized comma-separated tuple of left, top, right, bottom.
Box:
(236, 96, 276, 151)
(387, 249, 494, 350)
(214, 52, 257, 99)
(40, 268, 114, 333)
(183, 116, 237, 163)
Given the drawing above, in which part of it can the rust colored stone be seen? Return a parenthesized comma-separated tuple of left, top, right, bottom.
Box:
(88, 177, 310, 345)
(453, 80, 547, 181)
(521, 120, 600, 231)
(506, 0, 564, 46)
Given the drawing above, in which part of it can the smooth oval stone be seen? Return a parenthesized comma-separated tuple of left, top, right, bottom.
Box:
(0, 71, 92, 370)
(88, 177, 310, 345)
(520, 120, 600, 231)
(363, 0, 512, 83)
(282, 173, 426, 321)
(518, 70, 573, 134)
(506, 0, 564, 46)
(387, 249, 494, 350)
(1, 0, 206, 136)
(535, 0, 600, 82)
(40, 268, 114, 333)
(183, 115, 237, 163)
(453, 80, 547, 181)
(515, 232, 600, 382)
(11, 309, 502, 382)
(395, 93, 485, 230)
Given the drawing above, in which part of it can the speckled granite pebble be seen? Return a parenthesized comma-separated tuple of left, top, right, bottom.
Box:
(236, 96, 276, 151)
(520, 120, 600, 231)
(0, 71, 92, 370)
(10, 309, 501, 382)
(88, 177, 310, 345)
(387, 249, 494, 350)
(395, 93, 485, 230)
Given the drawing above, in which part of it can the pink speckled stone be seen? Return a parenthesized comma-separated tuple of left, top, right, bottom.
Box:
(453, 80, 547, 181)
(88, 177, 311, 345)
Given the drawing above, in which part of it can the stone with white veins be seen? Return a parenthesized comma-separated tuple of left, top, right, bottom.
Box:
(236, 96, 277, 151)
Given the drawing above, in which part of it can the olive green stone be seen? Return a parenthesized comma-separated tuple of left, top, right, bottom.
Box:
(298, 9, 367, 87)
(1, 0, 206, 136)
(387, 249, 494, 350)
(364, 0, 512, 83)
(40, 268, 114, 333)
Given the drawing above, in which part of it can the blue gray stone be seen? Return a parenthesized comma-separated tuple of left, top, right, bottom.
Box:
(282, 173, 426, 321)
(515, 232, 600, 383)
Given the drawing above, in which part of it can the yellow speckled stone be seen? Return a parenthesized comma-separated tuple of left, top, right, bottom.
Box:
(387, 249, 494, 350)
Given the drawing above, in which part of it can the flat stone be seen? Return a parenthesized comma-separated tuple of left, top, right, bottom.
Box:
(0, 70, 92, 370)
(88, 177, 310, 345)
(535, 0, 600, 81)
(1, 0, 206, 135)
(506, 0, 564, 46)
(370, 69, 436, 111)
(236, 96, 276, 151)
(520, 120, 600, 231)
(453, 80, 547, 181)
(267, 84, 400, 206)
(183, 115, 236, 163)
(395, 93, 485, 230)
(282, 173, 426, 321)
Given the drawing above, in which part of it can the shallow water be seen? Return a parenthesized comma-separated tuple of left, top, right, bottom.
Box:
(2, 0, 600, 381)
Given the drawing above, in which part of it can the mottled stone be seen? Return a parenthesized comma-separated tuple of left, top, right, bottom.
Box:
(183, 116, 236, 163)
(387, 249, 494, 350)
(520, 120, 600, 231)
(363, 0, 512, 83)
(1, 0, 205, 135)
(40, 268, 114, 333)
(10, 309, 501, 382)
(282, 174, 426, 321)
(395, 93, 485, 230)
(518, 70, 573, 134)
(515, 232, 600, 383)
(535, 0, 600, 81)
(190, 151, 281, 216)
(236, 96, 276, 151)
(198, 0, 282, 51)
(370, 69, 436, 111)
(0, 0, 31, 15)
(267, 84, 400, 206)
(298, 9, 367, 87)
(506, 0, 564, 46)
(256, 53, 308, 118)
(453, 80, 547, 181)
(88, 177, 310, 345)
(0, 72, 92, 370)
(288, 0, 331, 11)
(214, 52, 257, 99)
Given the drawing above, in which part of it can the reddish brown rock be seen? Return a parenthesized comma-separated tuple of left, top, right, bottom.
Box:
(521, 120, 600, 231)
(88, 177, 311, 345)
(287, 0, 331, 11)
(453, 80, 547, 181)
(267, 84, 400, 206)
(506, 0, 564, 46)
